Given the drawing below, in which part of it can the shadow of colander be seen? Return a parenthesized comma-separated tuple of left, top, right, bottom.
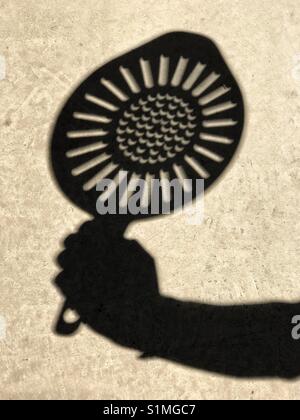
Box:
(50, 32, 246, 341)
(51, 32, 244, 217)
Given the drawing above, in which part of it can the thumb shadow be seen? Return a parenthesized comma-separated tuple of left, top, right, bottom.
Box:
(53, 218, 300, 379)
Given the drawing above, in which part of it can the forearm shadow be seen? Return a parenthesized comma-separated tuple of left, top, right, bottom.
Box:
(53, 218, 300, 379)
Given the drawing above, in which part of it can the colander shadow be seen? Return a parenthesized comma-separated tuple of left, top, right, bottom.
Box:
(50, 32, 300, 379)
(50, 31, 245, 218)
(54, 218, 300, 379)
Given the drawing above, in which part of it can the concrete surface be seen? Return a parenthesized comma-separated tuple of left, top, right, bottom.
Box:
(0, 0, 300, 400)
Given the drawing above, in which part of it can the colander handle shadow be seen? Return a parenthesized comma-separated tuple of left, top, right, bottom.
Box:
(55, 300, 82, 336)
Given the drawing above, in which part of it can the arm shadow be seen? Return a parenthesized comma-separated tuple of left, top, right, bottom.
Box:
(53, 217, 300, 379)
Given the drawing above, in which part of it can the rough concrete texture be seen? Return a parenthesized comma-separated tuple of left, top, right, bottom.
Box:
(0, 0, 300, 400)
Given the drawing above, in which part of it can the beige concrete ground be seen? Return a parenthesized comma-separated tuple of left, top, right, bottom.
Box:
(0, 0, 300, 400)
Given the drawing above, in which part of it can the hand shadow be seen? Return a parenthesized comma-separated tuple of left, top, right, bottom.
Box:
(53, 217, 300, 379)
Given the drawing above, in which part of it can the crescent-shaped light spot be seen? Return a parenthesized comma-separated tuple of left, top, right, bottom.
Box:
(139, 157, 148, 164)
(135, 130, 144, 137)
(185, 130, 195, 138)
(153, 117, 161, 124)
(166, 112, 176, 120)
(131, 104, 140, 112)
(119, 119, 127, 126)
(145, 124, 154, 131)
(164, 144, 173, 151)
(148, 95, 156, 102)
(147, 141, 156, 148)
(119, 144, 128, 151)
(139, 98, 148, 106)
(187, 113, 196, 120)
(128, 139, 137, 146)
(185, 108, 195, 115)
(131, 115, 140, 122)
(167, 151, 176, 159)
(142, 105, 152, 112)
(166, 94, 176, 101)
(157, 94, 166, 100)
(156, 140, 164, 147)
(139, 138, 147, 144)
(175, 134, 184, 142)
(160, 110, 168, 116)
(137, 147, 146, 154)
(170, 127, 178, 135)
(150, 110, 160, 117)
(124, 111, 133, 118)
(149, 157, 158, 164)
(155, 133, 164, 139)
(131, 154, 140, 162)
(124, 150, 132, 157)
(126, 127, 135, 134)
(117, 127, 126, 135)
(150, 149, 160, 156)
(165, 135, 173, 142)
(175, 145, 184, 152)
(146, 131, 155, 138)
(170, 120, 180, 127)
(117, 136, 126, 143)
(142, 115, 151, 122)
(158, 155, 167, 163)
(137, 121, 146, 130)
(156, 101, 165, 109)
(177, 111, 186, 118)
(179, 123, 188, 130)
(181, 139, 191, 145)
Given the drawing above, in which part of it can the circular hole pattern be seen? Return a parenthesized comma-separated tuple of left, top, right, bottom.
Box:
(116, 93, 197, 165)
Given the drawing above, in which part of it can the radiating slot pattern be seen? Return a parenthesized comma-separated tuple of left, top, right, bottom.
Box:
(184, 156, 210, 179)
(83, 162, 118, 191)
(193, 145, 223, 162)
(141, 173, 154, 208)
(158, 55, 170, 86)
(124, 172, 141, 204)
(120, 66, 141, 93)
(66, 142, 108, 158)
(72, 153, 112, 176)
(203, 119, 237, 128)
(140, 59, 154, 88)
(198, 86, 231, 106)
(202, 101, 236, 116)
(171, 57, 189, 87)
(85, 94, 119, 112)
(160, 170, 171, 203)
(98, 170, 128, 203)
(199, 132, 233, 145)
(183, 63, 206, 90)
(73, 113, 112, 124)
(63, 51, 241, 201)
(101, 78, 129, 102)
(192, 72, 220, 97)
(67, 130, 108, 139)
(173, 164, 192, 192)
